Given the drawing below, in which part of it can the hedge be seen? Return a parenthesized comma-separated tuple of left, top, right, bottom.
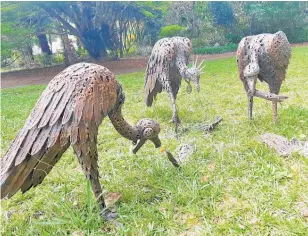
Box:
(193, 43, 238, 54)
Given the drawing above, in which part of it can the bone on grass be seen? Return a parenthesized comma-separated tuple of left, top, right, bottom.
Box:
(254, 90, 288, 102)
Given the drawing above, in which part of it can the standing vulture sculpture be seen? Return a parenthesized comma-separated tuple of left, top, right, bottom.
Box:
(0, 63, 161, 218)
(236, 31, 291, 122)
(144, 37, 204, 133)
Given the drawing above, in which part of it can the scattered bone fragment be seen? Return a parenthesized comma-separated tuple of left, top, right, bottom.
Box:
(260, 133, 308, 157)
(161, 143, 196, 167)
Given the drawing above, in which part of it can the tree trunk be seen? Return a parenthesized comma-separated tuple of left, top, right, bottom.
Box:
(37, 34, 52, 55)
(48, 34, 53, 53)
(61, 34, 77, 66)
(119, 24, 124, 58)
(76, 37, 83, 50)
(26, 45, 34, 61)
(80, 28, 108, 59)
(21, 45, 36, 69)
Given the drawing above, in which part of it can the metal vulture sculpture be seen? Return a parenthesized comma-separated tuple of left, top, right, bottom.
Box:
(0, 63, 161, 218)
(236, 31, 291, 122)
(144, 37, 204, 133)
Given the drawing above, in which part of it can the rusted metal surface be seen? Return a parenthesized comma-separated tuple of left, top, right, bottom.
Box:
(236, 31, 291, 122)
(144, 37, 204, 133)
(0, 62, 161, 218)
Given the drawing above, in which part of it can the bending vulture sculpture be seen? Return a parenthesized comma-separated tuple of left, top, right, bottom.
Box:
(0, 63, 161, 218)
(236, 31, 291, 122)
(144, 36, 205, 133)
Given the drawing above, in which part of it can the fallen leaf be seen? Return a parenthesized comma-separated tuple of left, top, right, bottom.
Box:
(300, 206, 308, 218)
(238, 223, 245, 229)
(248, 217, 258, 225)
(71, 231, 85, 236)
(159, 146, 166, 153)
(209, 163, 215, 170)
(200, 176, 209, 183)
(105, 192, 121, 207)
(159, 207, 166, 213)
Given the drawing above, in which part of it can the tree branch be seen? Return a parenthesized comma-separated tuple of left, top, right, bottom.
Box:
(43, 8, 79, 36)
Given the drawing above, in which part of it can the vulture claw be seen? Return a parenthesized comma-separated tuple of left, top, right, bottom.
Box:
(101, 207, 118, 221)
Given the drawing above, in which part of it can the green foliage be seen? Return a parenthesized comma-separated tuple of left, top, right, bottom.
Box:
(76, 48, 88, 58)
(208, 2, 235, 25)
(35, 54, 53, 66)
(1, 1, 308, 68)
(244, 2, 308, 43)
(163, 2, 205, 39)
(193, 43, 238, 54)
(159, 25, 186, 38)
(33, 54, 65, 66)
(224, 32, 244, 44)
(1, 4, 35, 66)
(53, 53, 64, 64)
(1, 46, 308, 235)
(135, 2, 169, 45)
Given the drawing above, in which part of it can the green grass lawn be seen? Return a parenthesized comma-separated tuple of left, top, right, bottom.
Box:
(1, 46, 308, 235)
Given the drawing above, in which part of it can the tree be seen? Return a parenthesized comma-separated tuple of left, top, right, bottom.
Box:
(164, 2, 206, 38)
(1, 1, 168, 64)
(35, 2, 166, 59)
(1, 2, 36, 67)
(60, 33, 78, 66)
(244, 2, 308, 43)
(208, 2, 235, 26)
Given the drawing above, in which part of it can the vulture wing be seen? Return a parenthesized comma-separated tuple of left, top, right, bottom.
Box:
(0, 63, 118, 198)
(268, 31, 291, 70)
(144, 38, 176, 106)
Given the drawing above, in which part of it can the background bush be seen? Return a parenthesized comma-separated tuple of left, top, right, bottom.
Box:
(159, 25, 186, 38)
(1, 1, 308, 71)
(193, 43, 238, 55)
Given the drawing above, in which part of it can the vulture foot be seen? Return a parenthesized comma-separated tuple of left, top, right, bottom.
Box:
(169, 116, 181, 136)
(101, 207, 118, 221)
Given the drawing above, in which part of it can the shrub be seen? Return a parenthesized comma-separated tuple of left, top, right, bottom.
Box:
(76, 48, 88, 58)
(193, 43, 238, 54)
(135, 45, 153, 56)
(159, 25, 186, 38)
(35, 54, 53, 66)
(53, 53, 64, 64)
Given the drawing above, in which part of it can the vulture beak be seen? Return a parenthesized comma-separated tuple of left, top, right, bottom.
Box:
(132, 138, 146, 154)
(151, 136, 161, 148)
(132, 136, 161, 154)
(246, 76, 257, 97)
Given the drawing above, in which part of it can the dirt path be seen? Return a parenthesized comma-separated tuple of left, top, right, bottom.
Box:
(1, 42, 307, 89)
(1, 52, 237, 89)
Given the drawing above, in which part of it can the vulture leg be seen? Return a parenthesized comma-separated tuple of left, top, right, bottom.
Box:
(243, 80, 254, 120)
(269, 75, 283, 124)
(167, 89, 180, 134)
(272, 101, 278, 123)
(248, 96, 254, 120)
(72, 142, 116, 220)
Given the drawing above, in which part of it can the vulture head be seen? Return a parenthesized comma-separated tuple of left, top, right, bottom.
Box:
(132, 118, 161, 154)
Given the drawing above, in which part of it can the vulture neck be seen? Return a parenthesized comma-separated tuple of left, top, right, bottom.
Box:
(108, 108, 140, 143)
(177, 61, 190, 79)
